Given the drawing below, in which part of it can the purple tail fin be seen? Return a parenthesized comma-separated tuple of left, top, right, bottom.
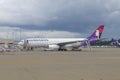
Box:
(88, 25, 104, 42)
(80, 25, 104, 46)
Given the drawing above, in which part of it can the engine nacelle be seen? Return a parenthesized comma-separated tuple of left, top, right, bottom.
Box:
(64, 42, 80, 48)
(45, 45, 60, 51)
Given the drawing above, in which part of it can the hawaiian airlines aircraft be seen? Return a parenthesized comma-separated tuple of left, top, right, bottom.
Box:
(18, 25, 104, 51)
(110, 38, 120, 47)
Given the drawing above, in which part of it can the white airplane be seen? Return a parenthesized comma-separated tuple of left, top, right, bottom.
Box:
(18, 25, 104, 51)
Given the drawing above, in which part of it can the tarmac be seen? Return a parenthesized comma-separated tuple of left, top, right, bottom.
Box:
(0, 48, 120, 80)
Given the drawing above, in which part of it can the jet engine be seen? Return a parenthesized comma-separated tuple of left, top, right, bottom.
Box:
(45, 44, 60, 51)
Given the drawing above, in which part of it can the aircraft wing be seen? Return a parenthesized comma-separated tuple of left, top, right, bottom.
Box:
(57, 39, 88, 46)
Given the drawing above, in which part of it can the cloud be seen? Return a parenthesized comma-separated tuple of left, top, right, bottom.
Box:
(0, 0, 120, 39)
(0, 0, 107, 26)
(22, 30, 81, 38)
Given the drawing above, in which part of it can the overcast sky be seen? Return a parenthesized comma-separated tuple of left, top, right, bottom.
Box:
(0, 0, 120, 40)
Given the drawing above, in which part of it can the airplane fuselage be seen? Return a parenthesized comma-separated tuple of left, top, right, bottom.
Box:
(18, 38, 87, 50)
